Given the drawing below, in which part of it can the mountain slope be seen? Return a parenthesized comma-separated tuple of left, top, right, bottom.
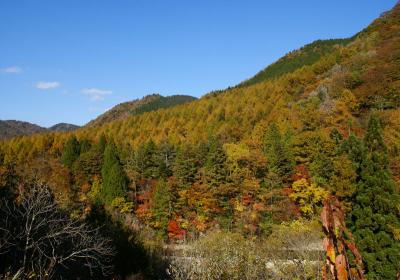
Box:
(237, 38, 354, 87)
(4, 4, 399, 149)
(86, 94, 197, 127)
(73, 4, 400, 148)
(0, 120, 80, 140)
(49, 123, 80, 132)
(0, 120, 47, 139)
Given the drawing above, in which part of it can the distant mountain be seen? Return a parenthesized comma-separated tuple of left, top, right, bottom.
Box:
(0, 120, 46, 139)
(87, 94, 197, 127)
(0, 120, 80, 140)
(0, 95, 195, 138)
(49, 123, 80, 132)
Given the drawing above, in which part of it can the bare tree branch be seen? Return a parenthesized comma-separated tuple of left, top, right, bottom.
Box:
(0, 185, 114, 279)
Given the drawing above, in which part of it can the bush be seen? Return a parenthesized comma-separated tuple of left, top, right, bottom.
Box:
(169, 231, 272, 280)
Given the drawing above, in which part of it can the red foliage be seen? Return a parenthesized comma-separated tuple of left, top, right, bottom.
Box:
(290, 164, 310, 181)
(167, 220, 187, 240)
(281, 187, 294, 196)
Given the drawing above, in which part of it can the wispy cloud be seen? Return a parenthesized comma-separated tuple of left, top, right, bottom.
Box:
(35, 81, 60, 90)
(82, 88, 112, 101)
(1, 66, 23, 74)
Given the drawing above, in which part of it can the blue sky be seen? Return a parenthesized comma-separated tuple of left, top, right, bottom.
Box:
(0, 0, 396, 127)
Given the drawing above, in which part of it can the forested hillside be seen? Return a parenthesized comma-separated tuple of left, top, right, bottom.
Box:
(0, 120, 46, 139)
(87, 94, 197, 127)
(49, 122, 80, 132)
(1, 3, 399, 280)
(237, 38, 354, 87)
(0, 120, 80, 139)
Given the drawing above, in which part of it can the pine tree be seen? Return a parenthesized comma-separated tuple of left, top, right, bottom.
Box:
(309, 151, 334, 185)
(97, 134, 107, 153)
(364, 113, 388, 168)
(173, 143, 198, 188)
(100, 139, 127, 204)
(152, 179, 171, 236)
(61, 136, 80, 168)
(344, 114, 400, 279)
(73, 145, 103, 180)
(79, 139, 92, 154)
(263, 123, 294, 178)
(364, 114, 387, 154)
(156, 140, 175, 178)
(205, 137, 228, 187)
(134, 139, 158, 178)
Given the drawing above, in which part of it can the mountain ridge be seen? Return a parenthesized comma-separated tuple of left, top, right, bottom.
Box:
(236, 37, 355, 88)
(86, 94, 197, 127)
(73, 2, 400, 147)
(0, 120, 80, 140)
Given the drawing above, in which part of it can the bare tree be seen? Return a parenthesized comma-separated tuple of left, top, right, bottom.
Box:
(0, 185, 114, 279)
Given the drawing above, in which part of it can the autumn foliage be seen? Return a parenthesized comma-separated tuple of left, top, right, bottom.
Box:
(1, 3, 400, 279)
(321, 196, 364, 280)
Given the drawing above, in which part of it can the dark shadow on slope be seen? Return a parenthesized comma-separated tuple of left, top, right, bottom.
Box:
(86, 204, 170, 280)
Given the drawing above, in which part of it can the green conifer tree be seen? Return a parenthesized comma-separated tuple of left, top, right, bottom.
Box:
(152, 179, 171, 237)
(97, 134, 107, 153)
(73, 145, 103, 179)
(157, 140, 175, 178)
(134, 139, 158, 178)
(100, 139, 127, 204)
(79, 139, 92, 154)
(61, 136, 80, 168)
(263, 123, 294, 178)
(173, 143, 198, 188)
(343, 114, 400, 279)
(205, 137, 228, 187)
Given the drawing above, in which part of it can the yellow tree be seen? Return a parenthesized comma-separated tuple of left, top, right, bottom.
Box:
(290, 178, 328, 217)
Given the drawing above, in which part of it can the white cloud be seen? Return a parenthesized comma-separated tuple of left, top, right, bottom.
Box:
(35, 81, 60, 90)
(1, 66, 22, 74)
(82, 88, 112, 101)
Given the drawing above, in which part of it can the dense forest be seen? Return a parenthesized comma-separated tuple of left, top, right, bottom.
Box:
(1, 3, 400, 280)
